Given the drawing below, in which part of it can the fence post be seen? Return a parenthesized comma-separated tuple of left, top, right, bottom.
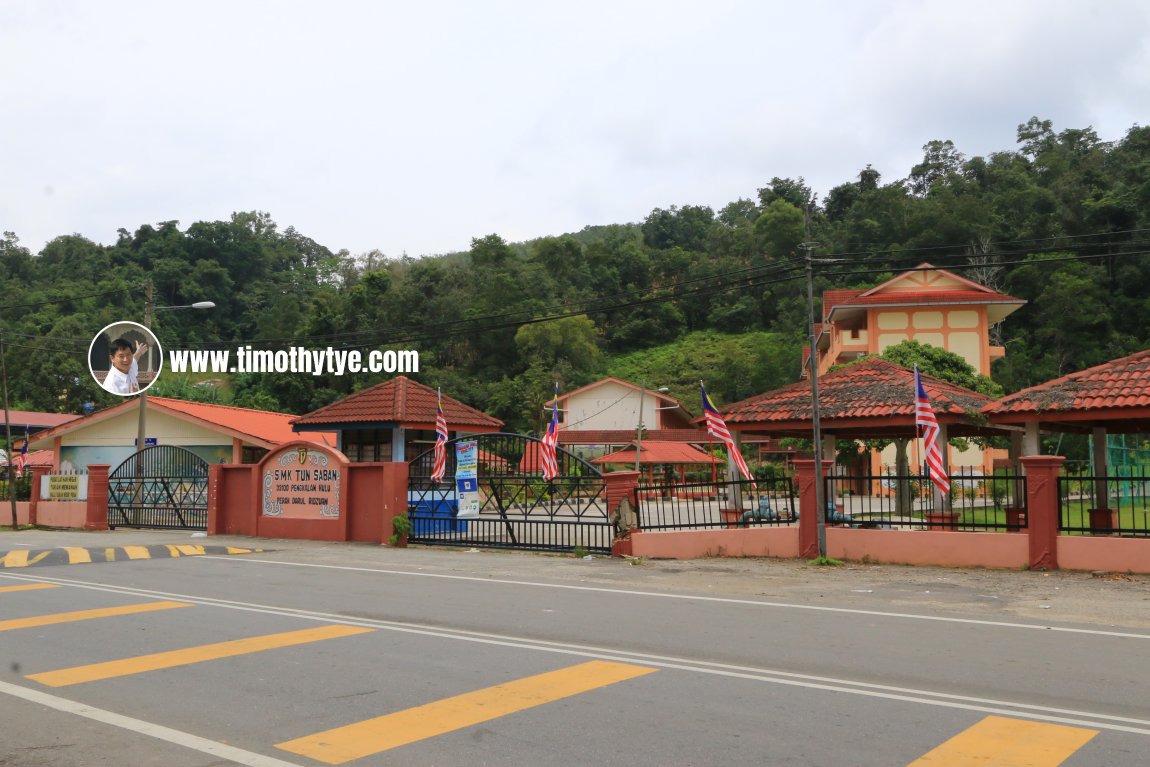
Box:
(795, 459, 833, 559)
(603, 471, 641, 556)
(86, 464, 110, 531)
(207, 463, 222, 535)
(28, 465, 50, 526)
(1020, 455, 1065, 571)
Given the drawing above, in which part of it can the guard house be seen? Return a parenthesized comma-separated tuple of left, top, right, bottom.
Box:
(290, 376, 503, 462)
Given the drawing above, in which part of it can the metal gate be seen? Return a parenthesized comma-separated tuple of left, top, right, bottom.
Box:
(407, 433, 612, 553)
(108, 446, 209, 530)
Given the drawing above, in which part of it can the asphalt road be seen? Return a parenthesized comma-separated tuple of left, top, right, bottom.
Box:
(2, 529, 1149, 766)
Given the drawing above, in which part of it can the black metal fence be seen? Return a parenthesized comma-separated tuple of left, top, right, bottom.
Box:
(823, 468, 1027, 532)
(633, 477, 797, 531)
(1058, 466, 1150, 537)
(407, 433, 612, 553)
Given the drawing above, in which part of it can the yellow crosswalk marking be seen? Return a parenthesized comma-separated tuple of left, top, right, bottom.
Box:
(0, 583, 59, 593)
(908, 715, 1098, 766)
(64, 547, 92, 564)
(276, 660, 658, 765)
(0, 601, 191, 632)
(28, 624, 374, 687)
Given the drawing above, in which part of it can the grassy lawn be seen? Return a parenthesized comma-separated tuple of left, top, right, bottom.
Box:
(1058, 499, 1150, 534)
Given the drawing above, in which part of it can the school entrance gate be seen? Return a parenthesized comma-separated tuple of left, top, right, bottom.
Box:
(407, 433, 612, 554)
(108, 445, 210, 530)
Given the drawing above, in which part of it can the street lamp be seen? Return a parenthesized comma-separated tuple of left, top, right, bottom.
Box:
(635, 385, 669, 474)
(136, 280, 214, 456)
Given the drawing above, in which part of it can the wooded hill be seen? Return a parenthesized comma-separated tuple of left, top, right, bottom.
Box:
(2, 117, 1148, 434)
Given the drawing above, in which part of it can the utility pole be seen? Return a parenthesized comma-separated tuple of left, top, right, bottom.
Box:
(804, 243, 828, 559)
(1, 331, 18, 530)
(136, 278, 154, 456)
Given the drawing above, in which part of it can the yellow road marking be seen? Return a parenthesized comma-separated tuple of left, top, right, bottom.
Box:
(276, 660, 658, 764)
(104, 547, 116, 562)
(65, 547, 92, 564)
(28, 624, 374, 687)
(0, 583, 59, 593)
(176, 545, 206, 556)
(1, 550, 53, 568)
(0, 601, 191, 633)
(907, 715, 1098, 766)
(123, 545, 151, 560)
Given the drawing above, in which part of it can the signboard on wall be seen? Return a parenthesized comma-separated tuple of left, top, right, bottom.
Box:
(261, 444, 342, 519)
(41, 474, 89, 500)
(455, 439, 480, 518)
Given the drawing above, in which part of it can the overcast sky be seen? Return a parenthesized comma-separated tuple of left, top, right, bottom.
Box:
(3, 1, 1148, 260)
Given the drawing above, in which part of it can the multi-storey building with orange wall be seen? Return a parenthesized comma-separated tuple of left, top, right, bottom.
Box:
(809, 263, 1025, 473)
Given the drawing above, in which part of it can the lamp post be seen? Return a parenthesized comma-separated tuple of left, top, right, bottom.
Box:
(135, 278, 215, 455)
(635, 385, 668, 475)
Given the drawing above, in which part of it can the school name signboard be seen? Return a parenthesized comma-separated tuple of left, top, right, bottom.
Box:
(261, 444, 343, 519)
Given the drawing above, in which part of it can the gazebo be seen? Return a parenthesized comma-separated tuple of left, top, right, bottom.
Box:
(591, 440, 719, 493)
(983, 348, 1150, 526)
(718, 357, 1011, 513)
(721, 356, 1003, 443)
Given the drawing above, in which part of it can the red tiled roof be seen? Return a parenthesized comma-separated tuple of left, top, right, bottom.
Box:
(824, 264, 1025, 323)
(291, 376, 503, 431)
(557, 428, 705, 445)
(591, 441, 719, 466)
(153, 399, 335, 447)
(27, 398, 335, 450)
(833, 289, 1024, 308)
(721, 357, 997, 436)
(0, 449, 52, 467)
(2, 410, 82, 430)
(822, 290, 864, 319)
(983, 348, 1150, 427)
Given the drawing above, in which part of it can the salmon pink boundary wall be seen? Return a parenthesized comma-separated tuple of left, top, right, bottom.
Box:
(622, 456, 1150, 573)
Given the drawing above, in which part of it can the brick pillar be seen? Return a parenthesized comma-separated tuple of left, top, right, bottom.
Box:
(1020, 455, 1065, 571)
(795, 459, 833, 559)
(86, 464, 110, 531)
(603, 471, 641, 557)
(29, 465, 50, 526)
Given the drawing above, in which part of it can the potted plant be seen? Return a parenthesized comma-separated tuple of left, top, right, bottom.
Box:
(388, 513, 411, 547)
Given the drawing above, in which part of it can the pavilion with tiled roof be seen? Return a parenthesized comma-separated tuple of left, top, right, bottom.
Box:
(981, 347, 1150, 522)
(291, 376, 503, 463)
(983, 348, 1150, 486)
(983, 348, 1150, 433)
(722, 357, 1000, 439)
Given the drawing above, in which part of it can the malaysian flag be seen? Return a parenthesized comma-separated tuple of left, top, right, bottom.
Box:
(540, 383, 559, 481)
(431, 389, 448, 483)
(701, 383, 755, 486)
(914, 367, 950, 495)
(15, 426, 28, 478)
